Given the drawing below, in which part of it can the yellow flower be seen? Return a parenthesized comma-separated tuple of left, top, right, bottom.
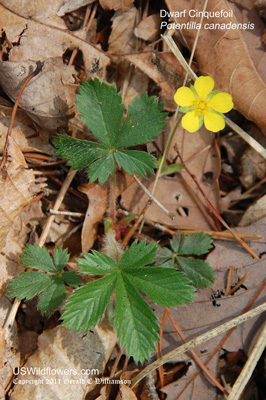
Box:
(174, 76, 234, 133)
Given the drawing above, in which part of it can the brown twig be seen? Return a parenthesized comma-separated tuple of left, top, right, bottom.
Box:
(148, 223, 262, 242)
(0, 61, 43, 175)
(174, 144, 260, 260)
(229, 272, 249, 296)
(225, 266, 234, 296)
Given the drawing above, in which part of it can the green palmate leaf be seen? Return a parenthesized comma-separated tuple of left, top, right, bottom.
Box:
(62, 274, 117, 330)
(119, 241, 157, 268)
(171, 232, 213, 255)
(86, 153, 114, 185)
(76, 78, 125, 147)
(7, 272, 53, 300)
(37, 277, 66, 315)
(53, 247, 70, 272)
(53, 135, 106, 169)
(114, 273, 159, 363)
(115, 93, 167, 148)
(124, 268, 196, 306)
(20, 244, 56, 272)
(114, 150, 155, 177)
(62, 240, 196, 362)
(54, 78, 167, 185)
(176, 257, 215, 288)
(78, 251, 117, 274)
(62, 271, 82, 287)
(8, 245, 81, 316)
(156, 232, 215, 289)
(155, 247, 174, 265)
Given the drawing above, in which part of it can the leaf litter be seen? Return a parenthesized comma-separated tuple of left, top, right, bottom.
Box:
(0, 0, 266, 399)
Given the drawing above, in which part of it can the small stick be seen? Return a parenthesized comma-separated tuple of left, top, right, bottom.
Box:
(130, 301, 266, 388)
(229, 272, 249, 296)
(0, 61, 43, 174)
(225, 266, 234, 296)
(134, 174, 175, 220)
(117, 210, 263, 241)
(49, 209, 84, 218)
(151, 223, 262, 241)
(175, 144, 260, 260)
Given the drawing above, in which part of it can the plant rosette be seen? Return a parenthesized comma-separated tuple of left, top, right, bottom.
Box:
(174, 76, 234, 133)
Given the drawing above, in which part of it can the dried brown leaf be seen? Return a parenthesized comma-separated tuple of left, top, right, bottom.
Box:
(0, 161, 43, 251)
(122, 69, 149, 107)
(0, 298, 20, 398)
(9, 322, 117, 400)
(109, 7, 137, 53)
(0, 108, 54, 154)
(99, 0, 134, 12)
(0, 4, 110, 128)
(0, 59, 76, 130)
(124, 51, 185, 111)
(79, 182, 108, 253)
(232, 2, 266, 83)
(134, 14, 161, 42)
(240, 194, 266, 226)
(166, 0, 266, 133)
(0, 0, 65, 20)
(57, 0, 96, 17)
(116, 385, 138, 400)
(80, 172, 134, 252)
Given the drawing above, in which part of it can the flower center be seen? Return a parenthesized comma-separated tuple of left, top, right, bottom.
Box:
(194, 98, 209, 115)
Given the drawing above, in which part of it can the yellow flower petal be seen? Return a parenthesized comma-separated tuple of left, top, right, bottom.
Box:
(194, 76, 214, 98)
(209, 92, 234, 113)
(182, 111, 200, 133)
(204, 111, 225, 132)
(174, 87, 195, 107)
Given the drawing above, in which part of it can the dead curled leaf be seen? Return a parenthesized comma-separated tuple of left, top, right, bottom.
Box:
(0, 3, 110, 128)
(0, 108, 54, 155)
(0, 152, 43, 252)
(165, 0, 266, 133)
(0, 59, 76, 130)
